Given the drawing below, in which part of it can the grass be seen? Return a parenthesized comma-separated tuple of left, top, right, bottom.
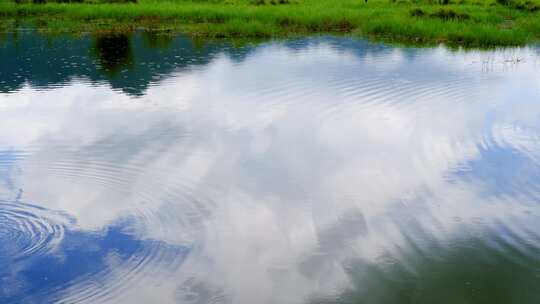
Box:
(0, 0, 539, 46)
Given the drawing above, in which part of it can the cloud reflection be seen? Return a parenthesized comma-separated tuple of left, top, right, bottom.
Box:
(1, 35, 540, 303)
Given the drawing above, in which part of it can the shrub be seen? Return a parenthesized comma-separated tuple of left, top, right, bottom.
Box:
(511, 0, 540, 11)
(409, 8, 426, 17)
(430, 9, 471, 20)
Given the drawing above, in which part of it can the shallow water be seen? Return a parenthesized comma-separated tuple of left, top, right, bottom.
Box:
(1, 31, 540, 304)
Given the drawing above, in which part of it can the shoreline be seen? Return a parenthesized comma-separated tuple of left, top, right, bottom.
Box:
(0, 0, 539, 47)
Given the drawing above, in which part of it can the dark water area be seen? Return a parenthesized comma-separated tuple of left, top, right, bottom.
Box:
(1, 31, 540, 304)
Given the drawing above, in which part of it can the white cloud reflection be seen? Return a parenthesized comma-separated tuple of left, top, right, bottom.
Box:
(1, 40, 540, 303)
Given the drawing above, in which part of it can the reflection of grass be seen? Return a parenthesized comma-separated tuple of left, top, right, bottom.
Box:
(92, 33, 134, 75)
(311, 233, 540, 304)
(0, 0, 539, 46)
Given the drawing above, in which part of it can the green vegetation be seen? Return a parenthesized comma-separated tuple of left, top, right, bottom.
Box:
(0, 0, 539, 46)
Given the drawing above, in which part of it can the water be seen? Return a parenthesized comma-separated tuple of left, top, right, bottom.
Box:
(1, 31, 540, 304)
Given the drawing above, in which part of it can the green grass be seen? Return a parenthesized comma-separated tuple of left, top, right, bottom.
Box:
(0, 0, 539, 46)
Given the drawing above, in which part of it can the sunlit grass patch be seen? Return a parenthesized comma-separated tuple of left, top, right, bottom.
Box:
(0, 0, 539, 46)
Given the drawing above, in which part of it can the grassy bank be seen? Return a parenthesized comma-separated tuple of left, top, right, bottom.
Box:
(0, 0, 539, 46)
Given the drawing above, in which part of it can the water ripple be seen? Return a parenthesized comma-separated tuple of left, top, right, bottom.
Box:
(0, 201, 71, 261)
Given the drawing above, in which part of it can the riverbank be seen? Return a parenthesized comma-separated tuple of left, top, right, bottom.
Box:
(1, 0, 539, 46)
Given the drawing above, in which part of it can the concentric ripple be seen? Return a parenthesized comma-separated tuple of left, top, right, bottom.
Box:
(0, 201, 70, 261)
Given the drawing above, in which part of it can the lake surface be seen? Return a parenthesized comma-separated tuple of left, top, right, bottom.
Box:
(1, 31, 540, 304)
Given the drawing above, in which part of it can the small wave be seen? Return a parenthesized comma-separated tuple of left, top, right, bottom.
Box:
(0, 200, 71, 261)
